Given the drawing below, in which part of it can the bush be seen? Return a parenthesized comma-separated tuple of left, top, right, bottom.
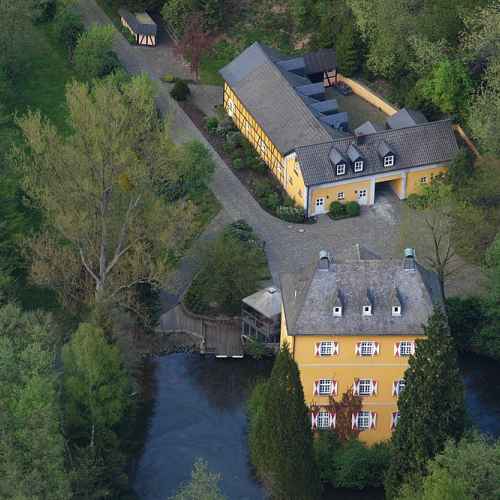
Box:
(120, 26, 136, 45)
(232, 158, 244, 170)
(32, 0, 57, 23)
(345, 200, 360, 217)
(224, 219, 255, 242)
(161, 73, 176, 83)
(329, 201, 346, 218)
(54, 8, 84, 53)
(314, 436, 391, 489)
(249, 159, 268, 175)
(216, 117, 236, 137)
(205, 116, 218, 134)
(222, 142, 234, 154)
(226, 131, 243, 147)
(446, 297, 487, 353)
(170, 79, 190, 101)
(276, 205, 306, 223)
(244, 338, 269, 359)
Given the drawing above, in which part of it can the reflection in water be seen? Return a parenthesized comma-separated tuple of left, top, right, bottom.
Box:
(460, 353, 500, 437)
(132, 353, 499, 500)
(133, 354, 272, 500)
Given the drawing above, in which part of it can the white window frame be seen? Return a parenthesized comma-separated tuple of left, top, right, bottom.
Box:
(397, 379, 405, 394)
(362, 305, 372, 316)
(354, 160, 364, 172)
(392, 305, 401, 316)
(384, 155, 395, 167)
(318, 379, 332, 395)
(317, 411, 330, 429)
(337, 191, 345, 200)
(336, 163, 346, 175)
(360, 341, 374, 356)
(399, 341, 414, 356)
(319, 341, 333, 356)
(358, 379, 372, 396)
(333, 306, 342, 317)
(316, 197, 325, 208)
(358, 411, 371, 430)
(227, 98, 235, 117)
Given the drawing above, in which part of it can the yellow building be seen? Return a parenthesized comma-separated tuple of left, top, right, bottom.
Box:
(279, 247, 443, 444)
(220, 42, 459, 217)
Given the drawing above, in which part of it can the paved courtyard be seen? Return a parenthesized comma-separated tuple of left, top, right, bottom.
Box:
(78, 0, 484, 307)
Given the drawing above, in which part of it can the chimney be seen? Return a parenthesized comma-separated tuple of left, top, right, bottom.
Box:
(319, 250, 330, 270)
(403, 248, 416, 272)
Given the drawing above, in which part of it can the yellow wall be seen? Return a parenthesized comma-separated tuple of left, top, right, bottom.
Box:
(281, 311, 423, 444)
(406, 165, 448, 195)
(310, 180, 371, 213)
(283, 153, 307, 207)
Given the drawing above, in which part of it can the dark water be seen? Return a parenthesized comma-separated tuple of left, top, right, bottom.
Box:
(460, 353, 500, 437)
(132, 352, 499, 500)
(132, 354, 272, 500)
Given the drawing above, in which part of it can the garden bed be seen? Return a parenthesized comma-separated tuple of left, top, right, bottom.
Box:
(178, 97, 310, 224)
(327, 201, 361, 221)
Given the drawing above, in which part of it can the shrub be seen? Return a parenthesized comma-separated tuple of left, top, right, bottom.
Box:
(222, 142, 234, 154)
(32, 0, 57, 23)
(276, 206, 306, 223)
(224, 219, 255, 242)
(329, 201, 346, 218)
(345, 200, 360, 217)
(161, 73, 176, 83)
(249, 159, 268, 175)
(54, 8, 84, 53)
(170, 79, 190, 101)
(216, 117, 236, 137)
(120, 26, 136, 45)
(232, 158, 244, 170)
(244, 338, 269, 359)
(205, 116, 218, 134)
(226, 131, 243, 147)
(263, 192, 280, 212)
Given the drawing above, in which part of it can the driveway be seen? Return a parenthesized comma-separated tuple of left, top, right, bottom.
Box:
(77, 1, 478, 303)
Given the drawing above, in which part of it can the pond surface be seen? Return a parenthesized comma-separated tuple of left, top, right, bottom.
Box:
(132, 352, 499, 500)
(460, 353, 500, 437)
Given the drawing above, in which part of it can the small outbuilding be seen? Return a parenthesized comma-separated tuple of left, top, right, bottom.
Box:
(241, 287, 282, 345)
(118, 8, 157, 47)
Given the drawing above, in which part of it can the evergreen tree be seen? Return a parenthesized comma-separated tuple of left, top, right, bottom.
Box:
(248, 344, 320, 500)
(385, 308, 465, 499)
(336, 23, 359, 76)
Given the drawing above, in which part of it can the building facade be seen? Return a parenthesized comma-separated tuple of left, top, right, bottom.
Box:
(279, 247, 442, 444)
(220, 42, 459, 217)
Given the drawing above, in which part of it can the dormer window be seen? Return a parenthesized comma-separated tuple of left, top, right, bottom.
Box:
(333, 306, 342, 317)
(362, 305, 372, 316)
(336, 163, 346, 175)
(354, 160, 364, 172)
(392, 305, 401, 316)
(384, 155, 395, 167)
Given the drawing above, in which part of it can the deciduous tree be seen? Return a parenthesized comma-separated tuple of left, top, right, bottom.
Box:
(170, 459, 226, 500)
(384, 309, 465, 499)
(18, 76, 197, 312)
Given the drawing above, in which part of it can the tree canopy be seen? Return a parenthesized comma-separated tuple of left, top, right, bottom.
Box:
(385, 308, 465, 499)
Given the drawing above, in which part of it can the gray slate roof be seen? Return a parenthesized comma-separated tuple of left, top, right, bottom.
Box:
(304, 48, 337, 75)
(280, 249, 442, 337)
(118, 9, 157, 35)
(219, 42, 333, 154)
(295, 119, 458, 186)
(387, 108, 428, 129)
(354, 121, 385, 136)
(243, 287, 282, 319)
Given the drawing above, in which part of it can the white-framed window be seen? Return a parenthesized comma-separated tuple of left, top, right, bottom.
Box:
(420, 176, 427, 184)
(399, 341, 414, 356)
(316, 197, 325, 208)
(354, 160, 364, 172)
(360, 341, 375, 356)
(319, 379, 332, 395)
(227, 98, 235, 117)
(384, 155, 395, 167)
(337, 191, 345, 200)
(358, 411, 371, 430)
(336, 163, 346, 175)
(319, 341, 333, 356)
(333, 306, 342, 317)
(397, 379, 405, 394)
(358, 379, 372, 396)
(362, 305, 372, 316)
(391, 411, 400, 430)
(392, 305, 401, 316)
(358, 189, 367, 200)
(317, 411, 331, 429)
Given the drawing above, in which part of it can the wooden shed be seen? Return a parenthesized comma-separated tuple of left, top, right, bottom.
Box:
(118, 8, 157, 47)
